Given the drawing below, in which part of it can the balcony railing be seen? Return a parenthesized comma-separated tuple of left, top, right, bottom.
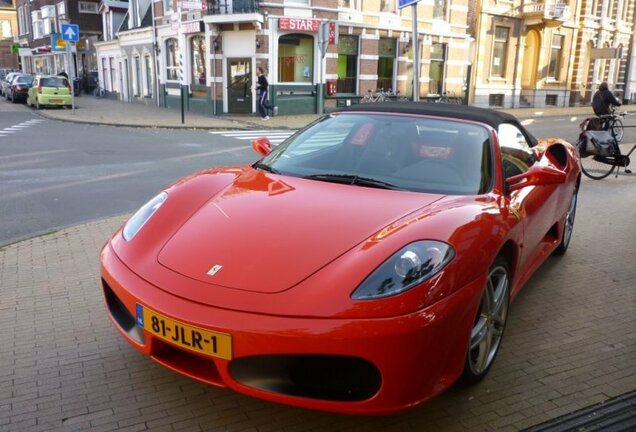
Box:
(206, 0, 259, 14)
(520, 2, 570, 21)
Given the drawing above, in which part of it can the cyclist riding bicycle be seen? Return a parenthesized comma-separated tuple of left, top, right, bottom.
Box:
(592, 82, 622, 128)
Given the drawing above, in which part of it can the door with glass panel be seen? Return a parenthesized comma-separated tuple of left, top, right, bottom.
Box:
(227, 58, 252, 114)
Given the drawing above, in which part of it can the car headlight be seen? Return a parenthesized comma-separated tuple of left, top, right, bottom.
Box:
(351, 241, 455, 300)
(122, 192, 168, 241)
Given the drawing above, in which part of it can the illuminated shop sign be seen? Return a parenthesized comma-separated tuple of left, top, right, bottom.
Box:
(279, 18, 320, 32)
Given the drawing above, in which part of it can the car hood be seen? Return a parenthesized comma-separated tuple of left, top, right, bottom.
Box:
(156, 169, 443, 294)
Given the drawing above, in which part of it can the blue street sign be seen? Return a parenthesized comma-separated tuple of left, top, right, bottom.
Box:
(398, 0, 419, 8)
(61, 23, 79, 42)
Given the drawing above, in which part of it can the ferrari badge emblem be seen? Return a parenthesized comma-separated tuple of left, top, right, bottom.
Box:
(207, 265, 223, 276)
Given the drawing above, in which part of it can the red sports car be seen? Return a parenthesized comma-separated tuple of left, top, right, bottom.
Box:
(100, 103, 581, 414)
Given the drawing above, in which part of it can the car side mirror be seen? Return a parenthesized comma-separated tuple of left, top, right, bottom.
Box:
(252, 137, 272, 157)
(506, 164, 567, 193)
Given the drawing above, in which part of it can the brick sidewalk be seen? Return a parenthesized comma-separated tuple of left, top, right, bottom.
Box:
(1, 174, 635, 431)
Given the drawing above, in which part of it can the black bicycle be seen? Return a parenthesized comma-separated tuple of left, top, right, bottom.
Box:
(577, 115, 635, 180)
(600, 108, 625, 142)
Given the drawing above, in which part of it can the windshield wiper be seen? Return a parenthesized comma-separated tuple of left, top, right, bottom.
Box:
(303, 174, 402, 190)
(253, 162, 280, 174)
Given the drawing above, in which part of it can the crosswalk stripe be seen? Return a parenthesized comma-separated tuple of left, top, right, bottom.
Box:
(209, 129, 297, 145)
(208, 129, 348, 149)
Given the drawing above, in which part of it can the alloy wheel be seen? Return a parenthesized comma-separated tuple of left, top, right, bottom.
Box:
(466, 261, 510, 378)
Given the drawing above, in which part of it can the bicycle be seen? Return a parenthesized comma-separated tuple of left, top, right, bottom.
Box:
(576, 114, 635, 180)
(92, 86, 106, 98)
(360, 89, 387, 103)
(435, 91, 462, 104)
(599, 107, 625, 142)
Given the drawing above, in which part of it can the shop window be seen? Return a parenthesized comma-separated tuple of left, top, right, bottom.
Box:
(191, 35, 206, 85)
(491, 26, 509, 78)
(278, 33, 314, 83)
(429, 43, 446, 95)
(337, 35, 358, 93)
(548, 34, 564, 80)
(377, 38, 396, 91)
(165, 38, 179, 81)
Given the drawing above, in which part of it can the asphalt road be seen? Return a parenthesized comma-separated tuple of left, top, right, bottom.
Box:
(1, 102, 635, 247)
(0, 106, 256, 246)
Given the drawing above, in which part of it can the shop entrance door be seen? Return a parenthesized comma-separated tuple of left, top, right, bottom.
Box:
(227, 58, 252, 113)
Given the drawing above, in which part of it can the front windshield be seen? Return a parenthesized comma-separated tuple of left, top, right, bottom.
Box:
(261, 113, 492, 195)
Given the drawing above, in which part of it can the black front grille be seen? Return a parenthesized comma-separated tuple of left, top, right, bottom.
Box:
(102, 279, 136, 332)
(230, 354, 382, 402)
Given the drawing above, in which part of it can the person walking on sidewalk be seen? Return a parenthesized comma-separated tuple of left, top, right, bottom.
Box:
(256, 67, 275, 120)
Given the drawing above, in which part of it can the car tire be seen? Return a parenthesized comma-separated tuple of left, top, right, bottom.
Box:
(462, 256, 510, 384)
(553, 186, 578, 256)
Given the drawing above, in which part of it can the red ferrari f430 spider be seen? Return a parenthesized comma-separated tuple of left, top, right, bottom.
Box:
(100, 103, 581, 414)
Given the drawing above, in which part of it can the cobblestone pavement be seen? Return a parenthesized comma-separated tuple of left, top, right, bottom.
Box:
(1, 173, 635, 432)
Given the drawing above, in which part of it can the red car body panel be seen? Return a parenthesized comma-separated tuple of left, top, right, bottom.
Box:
(100, 109, 581, 414)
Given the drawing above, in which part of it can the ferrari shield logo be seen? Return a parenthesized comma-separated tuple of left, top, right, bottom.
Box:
(207, 265, 223, 276)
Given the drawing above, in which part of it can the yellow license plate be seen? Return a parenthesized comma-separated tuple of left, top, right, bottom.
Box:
(136, 304, 232, 360)
(49, 98, 63, 103)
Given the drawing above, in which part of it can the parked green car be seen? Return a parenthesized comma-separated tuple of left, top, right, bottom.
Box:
(27, 75, 72, 109)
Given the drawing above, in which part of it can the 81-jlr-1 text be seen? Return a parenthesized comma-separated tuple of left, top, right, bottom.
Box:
(150, 316, 218, 353)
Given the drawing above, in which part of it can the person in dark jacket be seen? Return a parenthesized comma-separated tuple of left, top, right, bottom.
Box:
(255, 67, 274, 120)
(592, 82, 621, 117)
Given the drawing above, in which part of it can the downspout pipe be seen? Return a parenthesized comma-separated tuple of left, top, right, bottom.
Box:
(150, 0, 160, 107)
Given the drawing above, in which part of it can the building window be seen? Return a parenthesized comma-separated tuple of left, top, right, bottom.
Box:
(433, 0, 447, 20)
(489, 93, 504, 107)
(377, 38, 396, 91)
(56, 1, 66, 18)
(0, 20, 11, 38)
(429, 43, 446, 95)
(545, 94, 558, 106)
(144, 55, 153, 96)
(548, 34, 564, 80)
(191, 35, 206, 85)
(18, 7, 27, 36)
(31, 10, 43, 39)
(101, 57, 108, 90)
(134, 56, 141, 96)
(109, 57, 116, 92)
(165, 38, 179, 81)
(380, 0, 395, 12)
(491, 26, 509, 78)
(337, 35, 358, 93)
(278, 33, 314, 83)
(41, 6, 55, 35)
(78, 2, 99, 13)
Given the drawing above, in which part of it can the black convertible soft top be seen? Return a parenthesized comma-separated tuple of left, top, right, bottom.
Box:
(336, 102, 538, 146)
